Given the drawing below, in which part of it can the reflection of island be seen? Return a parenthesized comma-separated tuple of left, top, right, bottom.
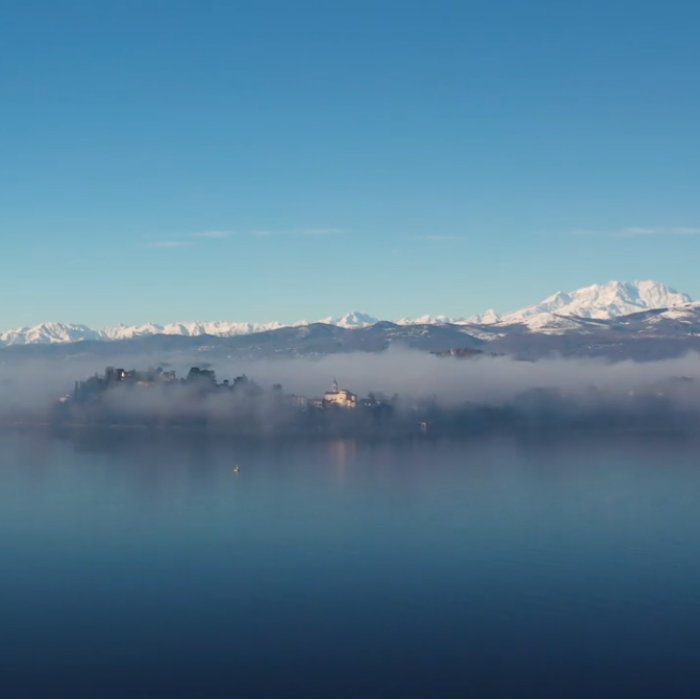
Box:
(12, 366, 700, 439)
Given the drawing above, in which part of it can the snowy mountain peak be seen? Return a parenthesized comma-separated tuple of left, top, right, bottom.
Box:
(467, 308, 501, 324)
(100, 320, 287, 340)
(318, 312, 380, 328)
(395, 314, 465, 326)
(0, 322, 101, 346)
(498, 280, 691, 324)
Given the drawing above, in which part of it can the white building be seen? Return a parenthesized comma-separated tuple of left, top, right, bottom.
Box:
(324, 378, 358, 409)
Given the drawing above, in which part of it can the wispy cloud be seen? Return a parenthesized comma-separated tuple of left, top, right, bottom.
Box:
(251, 227, 343, 237)
(145, 241, 194, 249)
(571, 227, 700, 238)
(301, 228, 343, 236)
(141, 230, 232, 250)
(615, 227, 700, 237)
(150, 226, 346, 243)
(411, 235, 461, 241)
(189, 230, 234, 239)
(570, 229, 600, 237)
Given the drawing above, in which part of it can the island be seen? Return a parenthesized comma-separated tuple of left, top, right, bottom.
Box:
(4, 365, 690, 439)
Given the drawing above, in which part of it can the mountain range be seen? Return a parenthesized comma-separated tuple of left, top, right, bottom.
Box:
(0, 280, 693, 347)
(2, 280, 700, 362)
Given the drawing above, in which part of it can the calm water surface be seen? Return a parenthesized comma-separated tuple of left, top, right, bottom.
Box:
(1, 430, 700, 697)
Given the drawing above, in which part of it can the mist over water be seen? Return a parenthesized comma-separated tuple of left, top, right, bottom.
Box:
(1, 430, 700, 697)
(3, 348, 700, 416)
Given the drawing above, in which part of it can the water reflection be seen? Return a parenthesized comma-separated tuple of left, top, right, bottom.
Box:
(327, 439, 355, 488)
(2, 430, 700, 696)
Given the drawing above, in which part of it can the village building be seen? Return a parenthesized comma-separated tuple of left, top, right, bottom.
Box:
(324, 379, 358, 409)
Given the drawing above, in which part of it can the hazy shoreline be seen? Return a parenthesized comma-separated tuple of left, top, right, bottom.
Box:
(2, 419, 697, 443)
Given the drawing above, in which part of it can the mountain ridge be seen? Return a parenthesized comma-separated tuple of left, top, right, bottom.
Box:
(0, 280, 693, 347)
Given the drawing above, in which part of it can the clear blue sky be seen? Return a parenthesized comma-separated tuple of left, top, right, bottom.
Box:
(2, 0, 700, 329)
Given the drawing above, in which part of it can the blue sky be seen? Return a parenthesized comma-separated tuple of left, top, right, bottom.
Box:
(2, 0, 700, 329)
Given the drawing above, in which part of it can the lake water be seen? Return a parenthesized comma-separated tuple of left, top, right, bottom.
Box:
(1, 430, 700, 697)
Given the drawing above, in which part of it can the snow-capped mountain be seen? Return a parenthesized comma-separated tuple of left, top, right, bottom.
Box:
(99, 320, 288, 341)
(0, 280, 693, 347)
(317, 312, 380, 328)
(0, 322, 103, 346)
(0, 320, 288, 346)
(481, 280, 692, 333)
(395, 314, 467, 326)
(467, 309, 501, 324)
(496, 280, 690, 324)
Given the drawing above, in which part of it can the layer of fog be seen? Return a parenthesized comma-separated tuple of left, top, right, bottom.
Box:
(1, 348, 700, 416)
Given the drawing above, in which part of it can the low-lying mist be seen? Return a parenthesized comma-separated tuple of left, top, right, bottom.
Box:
(1, 348, 700, 416)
